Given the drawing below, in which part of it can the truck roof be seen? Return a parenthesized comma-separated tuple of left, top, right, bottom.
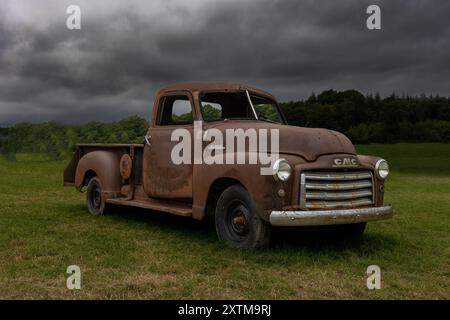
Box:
(157, 82, 276, 100)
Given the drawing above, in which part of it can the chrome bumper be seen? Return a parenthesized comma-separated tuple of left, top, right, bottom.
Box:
(269, 206, 393, 226)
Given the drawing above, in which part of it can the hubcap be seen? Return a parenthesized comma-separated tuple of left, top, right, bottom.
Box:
(228, 202, 249, 238)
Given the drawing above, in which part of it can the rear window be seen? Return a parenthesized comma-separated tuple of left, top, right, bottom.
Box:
(158, 95, 193, 125)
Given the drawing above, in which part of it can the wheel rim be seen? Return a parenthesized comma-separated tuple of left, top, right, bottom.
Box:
(226, 200, 250, 240)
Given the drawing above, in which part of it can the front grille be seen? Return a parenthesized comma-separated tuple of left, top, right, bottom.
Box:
(300, 171, 374, 210)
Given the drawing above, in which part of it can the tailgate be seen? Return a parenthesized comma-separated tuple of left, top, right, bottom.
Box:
(63, 146, 81, 186)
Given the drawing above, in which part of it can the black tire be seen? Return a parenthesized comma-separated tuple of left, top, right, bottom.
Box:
(86, 177, 109, 215)
(215, 185, 272, 249)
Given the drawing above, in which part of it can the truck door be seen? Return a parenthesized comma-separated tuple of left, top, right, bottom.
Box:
(142, 93, 194, 201)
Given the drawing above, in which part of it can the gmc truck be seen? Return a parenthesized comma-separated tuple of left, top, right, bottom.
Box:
(64, 83, 393, 248)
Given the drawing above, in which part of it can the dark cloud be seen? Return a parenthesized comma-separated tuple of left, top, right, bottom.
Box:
(0, 0, 449, 124)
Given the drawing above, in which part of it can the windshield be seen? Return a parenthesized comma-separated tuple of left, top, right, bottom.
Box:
(200, 91, 284, 124)
(249, 94, 284, 124)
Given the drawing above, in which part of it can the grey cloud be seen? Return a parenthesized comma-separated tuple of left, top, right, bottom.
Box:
(0, 0, 449, 124)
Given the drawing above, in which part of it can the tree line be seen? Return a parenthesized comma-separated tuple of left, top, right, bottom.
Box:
(282, 90, 450, 143)
(1, 90, 449, 159)
(0, 116, 148, 160)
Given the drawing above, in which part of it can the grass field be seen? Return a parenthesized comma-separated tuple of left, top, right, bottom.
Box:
(0, 143, 449, 299)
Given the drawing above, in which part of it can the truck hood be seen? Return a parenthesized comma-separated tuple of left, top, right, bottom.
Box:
(205, 121, 356, 161)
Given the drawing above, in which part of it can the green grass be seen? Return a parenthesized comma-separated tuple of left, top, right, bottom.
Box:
(0, 143, 449, 299)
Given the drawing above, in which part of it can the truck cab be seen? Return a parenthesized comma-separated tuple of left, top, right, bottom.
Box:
(64, 83, 393, 248)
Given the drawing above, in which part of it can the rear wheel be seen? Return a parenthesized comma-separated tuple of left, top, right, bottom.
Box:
(215, 185, 272, 249)
(86, 177, 109, 215)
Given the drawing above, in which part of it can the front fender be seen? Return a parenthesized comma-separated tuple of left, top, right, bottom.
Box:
(192, 153, 304, 221)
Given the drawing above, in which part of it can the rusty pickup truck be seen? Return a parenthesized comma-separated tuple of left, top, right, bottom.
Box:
(64, 83, 392, 248)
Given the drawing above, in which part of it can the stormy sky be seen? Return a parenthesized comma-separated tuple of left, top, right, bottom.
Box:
(0, 0, 449, 124)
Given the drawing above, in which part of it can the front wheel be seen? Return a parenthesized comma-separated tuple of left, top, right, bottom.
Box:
(215, 185, 272, 249)
(86, 177, 109, 215)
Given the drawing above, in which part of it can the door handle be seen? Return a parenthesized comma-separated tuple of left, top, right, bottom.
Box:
(145, 134, 151, 146)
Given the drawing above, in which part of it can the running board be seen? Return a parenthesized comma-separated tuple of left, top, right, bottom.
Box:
(106, 198, 192, 217)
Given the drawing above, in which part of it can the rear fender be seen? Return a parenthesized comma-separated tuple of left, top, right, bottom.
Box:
(75, 151, 122, 199)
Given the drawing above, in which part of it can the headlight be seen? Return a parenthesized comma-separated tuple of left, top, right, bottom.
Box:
(375, 159, 389, 179)
(272, 158, 292, 181)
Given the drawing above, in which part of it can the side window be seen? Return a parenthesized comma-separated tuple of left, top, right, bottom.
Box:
(201, 101, 222, 122)
(159, 95, 193, 125)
